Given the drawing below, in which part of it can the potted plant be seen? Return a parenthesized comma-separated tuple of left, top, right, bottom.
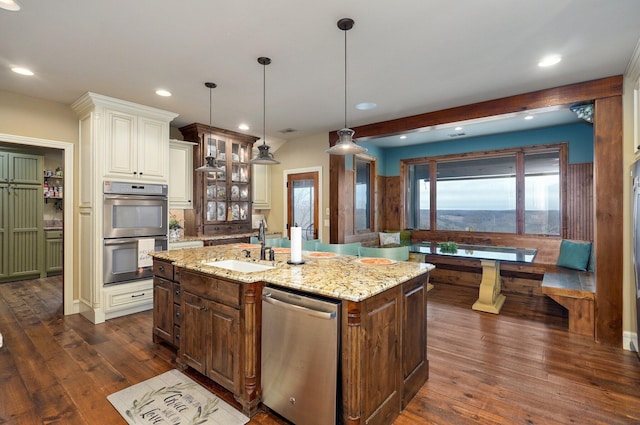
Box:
(169, 214, 183, 241)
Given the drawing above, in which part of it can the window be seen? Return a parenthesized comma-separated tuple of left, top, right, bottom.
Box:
(524, 152, 560, 235)
(405, 145, 563, 236)
(407, 163, 430, 230)
(355, 156, 375, 231)
(436, 156, 516, 232)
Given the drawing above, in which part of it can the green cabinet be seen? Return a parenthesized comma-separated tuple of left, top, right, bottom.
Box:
(0, 151, 44, 281)
(45, 230, 63, 275)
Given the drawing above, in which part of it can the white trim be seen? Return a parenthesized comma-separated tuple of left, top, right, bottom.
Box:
(283, 166, 323, 242)
(0, 133, 77, 316)
(625, 37, 640, 83)
(623, 330, 638, 352)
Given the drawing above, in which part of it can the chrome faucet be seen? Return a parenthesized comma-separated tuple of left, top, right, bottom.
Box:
(258, 219, 267, 260)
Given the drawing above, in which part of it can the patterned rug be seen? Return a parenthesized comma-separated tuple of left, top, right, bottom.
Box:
(107, 369, 249, 425)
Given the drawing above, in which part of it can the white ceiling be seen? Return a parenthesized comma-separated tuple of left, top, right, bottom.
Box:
(1, 0, 639, 147)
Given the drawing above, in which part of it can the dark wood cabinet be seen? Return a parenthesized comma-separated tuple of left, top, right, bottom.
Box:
(178, 268, 261, 416)
(152, 259, 181, 347)
(179, 123, 259, 237)
(153, 276, 174, 343)
(401, 277, 429, 408)
(341, 274, 429, 425)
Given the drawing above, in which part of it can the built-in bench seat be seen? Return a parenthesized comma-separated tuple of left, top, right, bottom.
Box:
(541, 265, 595, 337)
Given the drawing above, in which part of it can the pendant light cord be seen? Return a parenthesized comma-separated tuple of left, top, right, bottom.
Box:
(263, 61, 267, 147)
(344, 27, 348, 129)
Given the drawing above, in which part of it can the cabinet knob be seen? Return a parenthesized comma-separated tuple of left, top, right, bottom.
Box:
(175, 290, 180, 296)
(159, 265, 165, 271)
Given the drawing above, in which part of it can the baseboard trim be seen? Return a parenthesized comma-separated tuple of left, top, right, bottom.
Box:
(623, 331, 638, 352)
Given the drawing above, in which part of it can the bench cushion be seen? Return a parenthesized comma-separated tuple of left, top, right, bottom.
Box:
(557, 239, 592, 271)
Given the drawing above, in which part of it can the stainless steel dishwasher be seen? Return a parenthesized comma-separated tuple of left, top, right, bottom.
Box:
(261, 286, 340, 425)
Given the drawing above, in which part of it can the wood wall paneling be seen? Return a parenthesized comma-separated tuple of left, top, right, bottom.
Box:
(566, 163, 594, 241)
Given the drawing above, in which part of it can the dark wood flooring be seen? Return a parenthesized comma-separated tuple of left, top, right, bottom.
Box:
(1, 277, 639, 424)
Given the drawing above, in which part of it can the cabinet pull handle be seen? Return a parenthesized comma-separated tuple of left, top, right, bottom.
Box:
(131, 293, 146, 298)
(199, 306, 208, 312)
(175, 312, 180, 317)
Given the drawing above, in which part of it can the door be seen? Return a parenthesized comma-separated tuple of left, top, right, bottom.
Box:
(287, 172, 319, 240)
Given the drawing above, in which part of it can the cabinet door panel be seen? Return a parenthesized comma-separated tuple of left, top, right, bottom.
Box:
(153, 277, 174, 343)
(181, 291, 209, 374)
(105, 109, 136, 177)
(9, 153, 42, 184)
(207, 300, 240, 393)
(138, 117, 167, 180)
(401, 277, 428, 407)
(0, 185, 7, 278)
(9, 185, 43, 277)
(363, 288, 401, 425)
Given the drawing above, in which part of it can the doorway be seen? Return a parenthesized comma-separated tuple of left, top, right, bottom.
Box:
(285, 169, 320, 241)
(0, 133, 75, 315)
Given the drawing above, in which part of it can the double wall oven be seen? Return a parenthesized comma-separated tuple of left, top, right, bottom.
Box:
(103, 181, 168, 285)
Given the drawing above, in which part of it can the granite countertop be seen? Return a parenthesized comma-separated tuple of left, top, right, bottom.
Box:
(150, 244, 434, 302)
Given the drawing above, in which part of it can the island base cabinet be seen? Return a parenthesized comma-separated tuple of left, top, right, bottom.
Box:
(178, 268, 261, 417)
(341, 274, 429, 425)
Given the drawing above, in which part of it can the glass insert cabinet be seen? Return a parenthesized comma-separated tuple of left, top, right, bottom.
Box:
(179, 123, 259, 236)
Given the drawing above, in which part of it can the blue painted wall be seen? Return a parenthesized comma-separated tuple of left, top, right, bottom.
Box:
(360, 122, 594, 176)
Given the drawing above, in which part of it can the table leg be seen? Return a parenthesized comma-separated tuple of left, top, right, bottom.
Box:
(472, 259, 506, 314)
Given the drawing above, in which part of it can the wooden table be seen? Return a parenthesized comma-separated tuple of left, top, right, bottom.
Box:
(409, 243, 536, 314)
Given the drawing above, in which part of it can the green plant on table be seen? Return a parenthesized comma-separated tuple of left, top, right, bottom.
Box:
(169, 213, 183, 230)
(439, 241, 458, 254)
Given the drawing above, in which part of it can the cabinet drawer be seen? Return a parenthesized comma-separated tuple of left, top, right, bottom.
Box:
(104, 281, 153, 312)
(153, 259, 174, 280)
(180, 270, 241, 308)
(174, 303, 181, 326)
(45, 230, 63, 239)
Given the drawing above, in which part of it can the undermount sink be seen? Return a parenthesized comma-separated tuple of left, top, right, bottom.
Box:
(202, 259, 275, 273)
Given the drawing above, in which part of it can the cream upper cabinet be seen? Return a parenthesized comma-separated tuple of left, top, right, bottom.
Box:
(252, 163, 271, 209)
(104, 109, 169, 182)
(169, 139, 195, 209)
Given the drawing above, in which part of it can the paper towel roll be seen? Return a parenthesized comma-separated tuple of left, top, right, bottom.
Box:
(290, 227, 302, 263)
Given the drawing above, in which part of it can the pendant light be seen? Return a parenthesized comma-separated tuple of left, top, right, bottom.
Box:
(196, 82, 224, 173)
(250, 57, 280, 165)
(326, 18, 367, 156)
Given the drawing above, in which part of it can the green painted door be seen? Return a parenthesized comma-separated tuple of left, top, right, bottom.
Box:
(1, 151, 43, 281)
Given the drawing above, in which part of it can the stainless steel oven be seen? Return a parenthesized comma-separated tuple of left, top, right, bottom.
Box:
(103, 181, 168, 285)
(103, 236, 168, 285)
(104, 181, 168, 238)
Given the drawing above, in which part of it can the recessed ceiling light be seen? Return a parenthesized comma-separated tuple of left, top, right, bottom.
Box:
(11, 66, 33, 76)
(399, 135, 407, 140)
(538, 54, 562, 67)
(355, 102, 377, 111)
(238, 124, 249, 131)
(455, 126, 463, 131)
(155, 89, 171, 97)
(524, 115, 534, 120)
(0, 0, 21, 11)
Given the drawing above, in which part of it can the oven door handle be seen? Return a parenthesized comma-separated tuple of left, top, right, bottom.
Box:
(104, 239, 139, 246)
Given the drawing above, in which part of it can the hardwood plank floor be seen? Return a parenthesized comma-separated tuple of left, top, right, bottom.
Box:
(1, 277, 639, 424)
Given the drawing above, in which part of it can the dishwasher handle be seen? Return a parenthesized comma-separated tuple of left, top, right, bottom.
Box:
(262, 293, 337, 320)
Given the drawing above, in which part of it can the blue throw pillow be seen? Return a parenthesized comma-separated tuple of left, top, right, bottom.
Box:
(557, 240, 592, 271)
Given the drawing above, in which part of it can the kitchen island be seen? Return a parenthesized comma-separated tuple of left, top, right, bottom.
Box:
(150, 244, 434, 424)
